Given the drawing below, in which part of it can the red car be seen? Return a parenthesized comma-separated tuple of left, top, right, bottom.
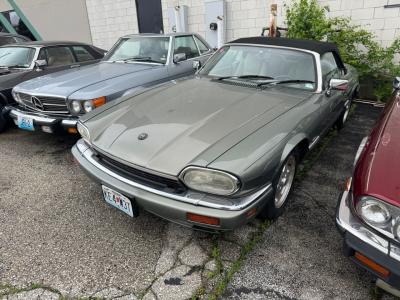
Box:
(336, 77, 400, 296)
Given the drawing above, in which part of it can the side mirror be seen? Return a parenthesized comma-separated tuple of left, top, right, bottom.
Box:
(173, 53, 186, 63)
(393, 77, 400, 90)
(34, 59, 47, 70)
(193, 60, 201, 71)
(329, 78, 349, 91)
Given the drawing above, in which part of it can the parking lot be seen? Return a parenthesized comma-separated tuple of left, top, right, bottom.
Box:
(0, 103, 396, 300)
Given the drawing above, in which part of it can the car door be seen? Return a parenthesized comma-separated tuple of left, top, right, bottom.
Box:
(168, 35, 211, 78)
(37, 45, 77, 75)
(319, 52, 346, 131)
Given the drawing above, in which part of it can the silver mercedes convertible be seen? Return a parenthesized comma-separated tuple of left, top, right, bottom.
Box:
(72, 37, 359, 231)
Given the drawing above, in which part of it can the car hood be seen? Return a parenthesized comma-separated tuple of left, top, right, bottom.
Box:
(0, 68, 31, 90)
(87, 78, 309, 176)
(354, 95, 400, 207)
(14, 62, 162, 97)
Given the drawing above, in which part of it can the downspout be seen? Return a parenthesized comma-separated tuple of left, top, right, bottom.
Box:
(0, 13, 17, 34)
(7, 0, 42, 40)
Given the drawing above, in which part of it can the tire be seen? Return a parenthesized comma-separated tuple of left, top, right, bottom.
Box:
(336, 99, 351, 130)
(258, 151, 298, 220)
(0, 103, 6, 133)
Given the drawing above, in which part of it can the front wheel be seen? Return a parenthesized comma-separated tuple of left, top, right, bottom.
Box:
(259, 152, 297, 220)
(0, 103, 6, 133)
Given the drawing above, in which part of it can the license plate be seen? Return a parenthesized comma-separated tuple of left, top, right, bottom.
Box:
(102, 185, 134, 217)
(17, 115, 34, 131)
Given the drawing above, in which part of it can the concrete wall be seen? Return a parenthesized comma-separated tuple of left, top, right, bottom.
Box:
(85, 0, 139, 50)
(2, 0, 396, 50)
(159, 0, 400, 46)
(319, 0, 400, 47)
(0, 0, 93, 44)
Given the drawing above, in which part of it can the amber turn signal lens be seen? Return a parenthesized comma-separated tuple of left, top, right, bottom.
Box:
(187, 213, 220, 226)
(345, 177, 352, 191)
(93, 96, 106, 108)
(68, 128, 78, 134)
(355, 252, 390, 278)
(246, 208, 257, 218)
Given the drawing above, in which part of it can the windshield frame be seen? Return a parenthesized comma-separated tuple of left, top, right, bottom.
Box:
(0, 45, 38, 70)
(104, 35, 172, 65)
(199, 43, 322, 93)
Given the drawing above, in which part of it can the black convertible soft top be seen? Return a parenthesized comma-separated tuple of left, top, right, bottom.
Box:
(229, 37, 339, 55)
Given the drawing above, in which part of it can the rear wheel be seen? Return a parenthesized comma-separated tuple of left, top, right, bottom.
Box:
(336, 99, 351, 130)
(259, 152, 298, 220)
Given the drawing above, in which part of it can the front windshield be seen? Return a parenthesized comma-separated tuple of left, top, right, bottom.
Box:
(200, 45, 317, 90)
(106, 36, 170, 64)
(0, 47, 35, 68)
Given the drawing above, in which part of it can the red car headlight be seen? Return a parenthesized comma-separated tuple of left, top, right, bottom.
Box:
(356, 196, 400, 240)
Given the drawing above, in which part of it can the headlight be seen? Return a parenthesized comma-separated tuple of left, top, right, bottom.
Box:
(180, 167, 240, 196)
(12, 90, 21, 103)
(77, 122, 90, 144)
(71, 97, 106, 114)
(83, 100, 94, 113)
(355, 196, 400, 241)
(71, 101, 81, 114)
(394, 219, 400, 239)
(357, 197, 391, 225)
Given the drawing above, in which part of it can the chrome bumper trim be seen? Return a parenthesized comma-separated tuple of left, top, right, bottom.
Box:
(9, 108, 77, 127)
(336, 179, 400, 261)
(10, 108, 56, 124)
(75, 139, 272, 211)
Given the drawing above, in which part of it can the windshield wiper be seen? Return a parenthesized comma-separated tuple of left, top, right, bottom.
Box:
(257, 79, 315, 87)
(6, 64, 28, 69)
(216, 75, 275, 81)
(0, 64, 27, 69)
(121, 56, 162, 64)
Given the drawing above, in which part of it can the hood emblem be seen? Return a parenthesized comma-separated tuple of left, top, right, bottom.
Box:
(31, 96, 44, 110)
(138, 133, 148, 140)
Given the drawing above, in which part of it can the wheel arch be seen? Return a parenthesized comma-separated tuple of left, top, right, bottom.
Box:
(280, 134, 310, 164)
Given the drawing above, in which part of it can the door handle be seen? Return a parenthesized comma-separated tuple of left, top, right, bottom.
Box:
(70, 64, 81, 68)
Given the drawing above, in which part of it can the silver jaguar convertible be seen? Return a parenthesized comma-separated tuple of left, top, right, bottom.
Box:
(72, 37, 358, 231)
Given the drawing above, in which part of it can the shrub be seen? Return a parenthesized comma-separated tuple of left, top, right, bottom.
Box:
(285, 0, 400, 101)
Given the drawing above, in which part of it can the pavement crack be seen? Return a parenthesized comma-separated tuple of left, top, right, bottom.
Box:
(225, 286, 298, 300)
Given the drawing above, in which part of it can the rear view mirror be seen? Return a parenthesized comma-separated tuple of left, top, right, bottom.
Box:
(393, 77, 400, 90)
(193, 60, 201, 70)
(173, 53, 186, 63)
(34, 59, 47, 70)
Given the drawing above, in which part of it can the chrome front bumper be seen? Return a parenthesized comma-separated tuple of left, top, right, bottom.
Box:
(7, 107, 77, 131)
(72, 139, 273, 231)
(336, 180, 400, 290)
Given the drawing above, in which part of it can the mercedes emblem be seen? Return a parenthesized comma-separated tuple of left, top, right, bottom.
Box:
(31, 96, 44, 110)
(138, 133, 148, 140)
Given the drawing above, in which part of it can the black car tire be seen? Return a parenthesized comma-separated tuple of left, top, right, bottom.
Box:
(0, 103, 7, 133)
(258, 151, 298, 220)
(336, 99, 351, 130)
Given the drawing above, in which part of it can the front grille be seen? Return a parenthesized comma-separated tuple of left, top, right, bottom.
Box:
(17, 92, 70, 115)
(94, 151, 187, 194)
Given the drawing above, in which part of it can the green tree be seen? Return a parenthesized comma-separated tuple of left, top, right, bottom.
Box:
(285, 0, 400, 101)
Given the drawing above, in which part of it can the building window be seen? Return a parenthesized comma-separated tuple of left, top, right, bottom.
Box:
(0, 10, 36, 40)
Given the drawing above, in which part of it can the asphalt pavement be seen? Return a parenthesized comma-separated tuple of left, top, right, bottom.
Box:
(0, 103, 396, 300)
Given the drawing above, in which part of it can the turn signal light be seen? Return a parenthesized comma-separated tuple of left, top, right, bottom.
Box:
(345, 177, 352, 191)
(93, 96, 106, 108)
(187, 213, 220, 226)
(68, 128, 78, 134)
(355, 252, 390, 278)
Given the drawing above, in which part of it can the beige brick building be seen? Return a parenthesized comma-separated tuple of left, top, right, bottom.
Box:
(0, 0, 399, 50)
